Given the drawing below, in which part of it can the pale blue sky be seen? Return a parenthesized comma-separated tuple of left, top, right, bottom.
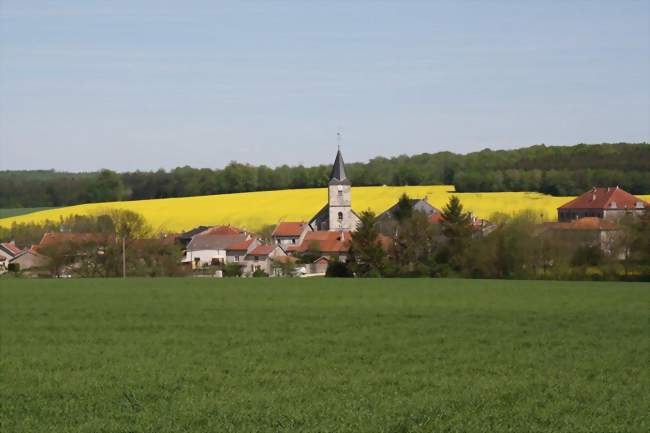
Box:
(1, 0, 648, 171)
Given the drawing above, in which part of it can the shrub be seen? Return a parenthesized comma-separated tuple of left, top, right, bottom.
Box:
(222, 263, 243, 277)
(325, 261, 352, 278)
(8, 263, 20, 273)
(252, 269, 268, 278)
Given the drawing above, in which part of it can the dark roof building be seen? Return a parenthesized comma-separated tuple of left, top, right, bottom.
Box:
(177, 226, 211, 246)
(376, 197, 441, 235)
(186, 234, 249, 251)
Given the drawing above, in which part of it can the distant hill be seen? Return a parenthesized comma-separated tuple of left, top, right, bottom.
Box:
(2, 143, 648, 208)
(0, 186, 569, 233)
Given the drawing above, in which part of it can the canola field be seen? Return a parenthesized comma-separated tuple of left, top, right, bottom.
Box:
(1, 186, 648, 233)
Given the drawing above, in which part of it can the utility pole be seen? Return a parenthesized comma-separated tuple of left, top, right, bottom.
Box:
(122, 236, 126, 279)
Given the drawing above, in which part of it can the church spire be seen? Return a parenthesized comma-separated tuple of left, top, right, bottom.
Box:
(328, 144, 350, 186)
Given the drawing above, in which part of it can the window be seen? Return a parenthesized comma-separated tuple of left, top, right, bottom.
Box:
(338, 212, 343, 221)
(292, 239, 296, 244)
(338, 190, 343, 197)
(234, 256, 239, 262)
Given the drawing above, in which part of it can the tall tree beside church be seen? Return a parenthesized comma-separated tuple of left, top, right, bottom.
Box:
(349, 210, 387, 277)
(393, 193, 414, 223)
(440, 195, 473, 271)
(391, 210, 438, 275)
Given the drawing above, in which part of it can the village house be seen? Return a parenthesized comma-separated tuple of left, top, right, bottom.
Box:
(183, 232, 251, 267)
(376, 197, 441, 235)
(9, 248, 49, 273)
(290, 230, 352, 262)
(272, 221, 310, 248)
(0, 241, 23, 262)
(557, 186, 648, 222)
(540, 217, 622, 255)
(177, 226, 211, 247)
(225, 238, 258, 264)
(244, 244, 287, 275)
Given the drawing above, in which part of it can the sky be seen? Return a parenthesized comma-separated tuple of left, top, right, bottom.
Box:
(0, 0, 648, 172)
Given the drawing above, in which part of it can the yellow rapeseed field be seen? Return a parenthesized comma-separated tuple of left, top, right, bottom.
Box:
(1, 186, 648, 233)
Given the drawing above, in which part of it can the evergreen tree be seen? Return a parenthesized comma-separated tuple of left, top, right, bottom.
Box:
(393, 193, 413, 223)
(440, 195, 473, 271)
(349, 210, 387, 276)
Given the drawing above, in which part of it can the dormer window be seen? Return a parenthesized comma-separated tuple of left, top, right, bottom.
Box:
(610, 202, 616, 208)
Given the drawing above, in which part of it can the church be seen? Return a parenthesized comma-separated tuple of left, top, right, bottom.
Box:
(308, 149, 361, 232)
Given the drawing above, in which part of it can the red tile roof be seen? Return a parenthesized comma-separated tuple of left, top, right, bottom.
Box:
(545, 217, 620, 231)
(559, 187, 647, 210)
(248, 244, 276, 256)
(202, 225, 247, 236)
(225, 238, 255, 251)
(272, 222, 307, 237)
(273, 255, 298, 264)
(37, 232, 114, 250)
(1, 241, 23, 255)
(429, 213, 444, 224)
(294, 231, 351, 254)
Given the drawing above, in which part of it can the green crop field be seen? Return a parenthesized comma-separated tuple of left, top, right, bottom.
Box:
(0, 207, 54, 219)
(1, 278, 648, 433)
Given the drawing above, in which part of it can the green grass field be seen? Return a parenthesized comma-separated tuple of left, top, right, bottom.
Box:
(1, 278, 648, 433)
(0, 207, 54, 219)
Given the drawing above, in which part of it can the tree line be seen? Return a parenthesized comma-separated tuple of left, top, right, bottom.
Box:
(2, 143, 649, 208)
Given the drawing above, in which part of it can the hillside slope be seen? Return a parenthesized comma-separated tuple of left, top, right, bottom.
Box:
(2, 186, 647, 233)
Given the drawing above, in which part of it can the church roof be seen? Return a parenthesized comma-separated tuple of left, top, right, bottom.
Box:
(329, 150, 351, 185)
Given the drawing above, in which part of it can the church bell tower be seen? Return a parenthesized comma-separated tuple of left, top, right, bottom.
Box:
(327, 148, 353, 231)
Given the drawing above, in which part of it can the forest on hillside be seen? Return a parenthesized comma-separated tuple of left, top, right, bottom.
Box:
(2, 143, 649, 208)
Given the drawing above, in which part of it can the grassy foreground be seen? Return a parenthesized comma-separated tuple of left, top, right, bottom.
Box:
(1, 278, 648, 433)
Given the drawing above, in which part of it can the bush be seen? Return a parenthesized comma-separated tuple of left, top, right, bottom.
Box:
(325, 261, 352, 278)
(8, 263, 20, 273)
(252, 269, 268, 278)
(222, 263, 243, 277)
(571, 245, 603, 267)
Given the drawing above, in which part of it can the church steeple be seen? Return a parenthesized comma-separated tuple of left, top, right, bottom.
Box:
(307, 140, 359, 232)
(328, 150, 351, 185)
